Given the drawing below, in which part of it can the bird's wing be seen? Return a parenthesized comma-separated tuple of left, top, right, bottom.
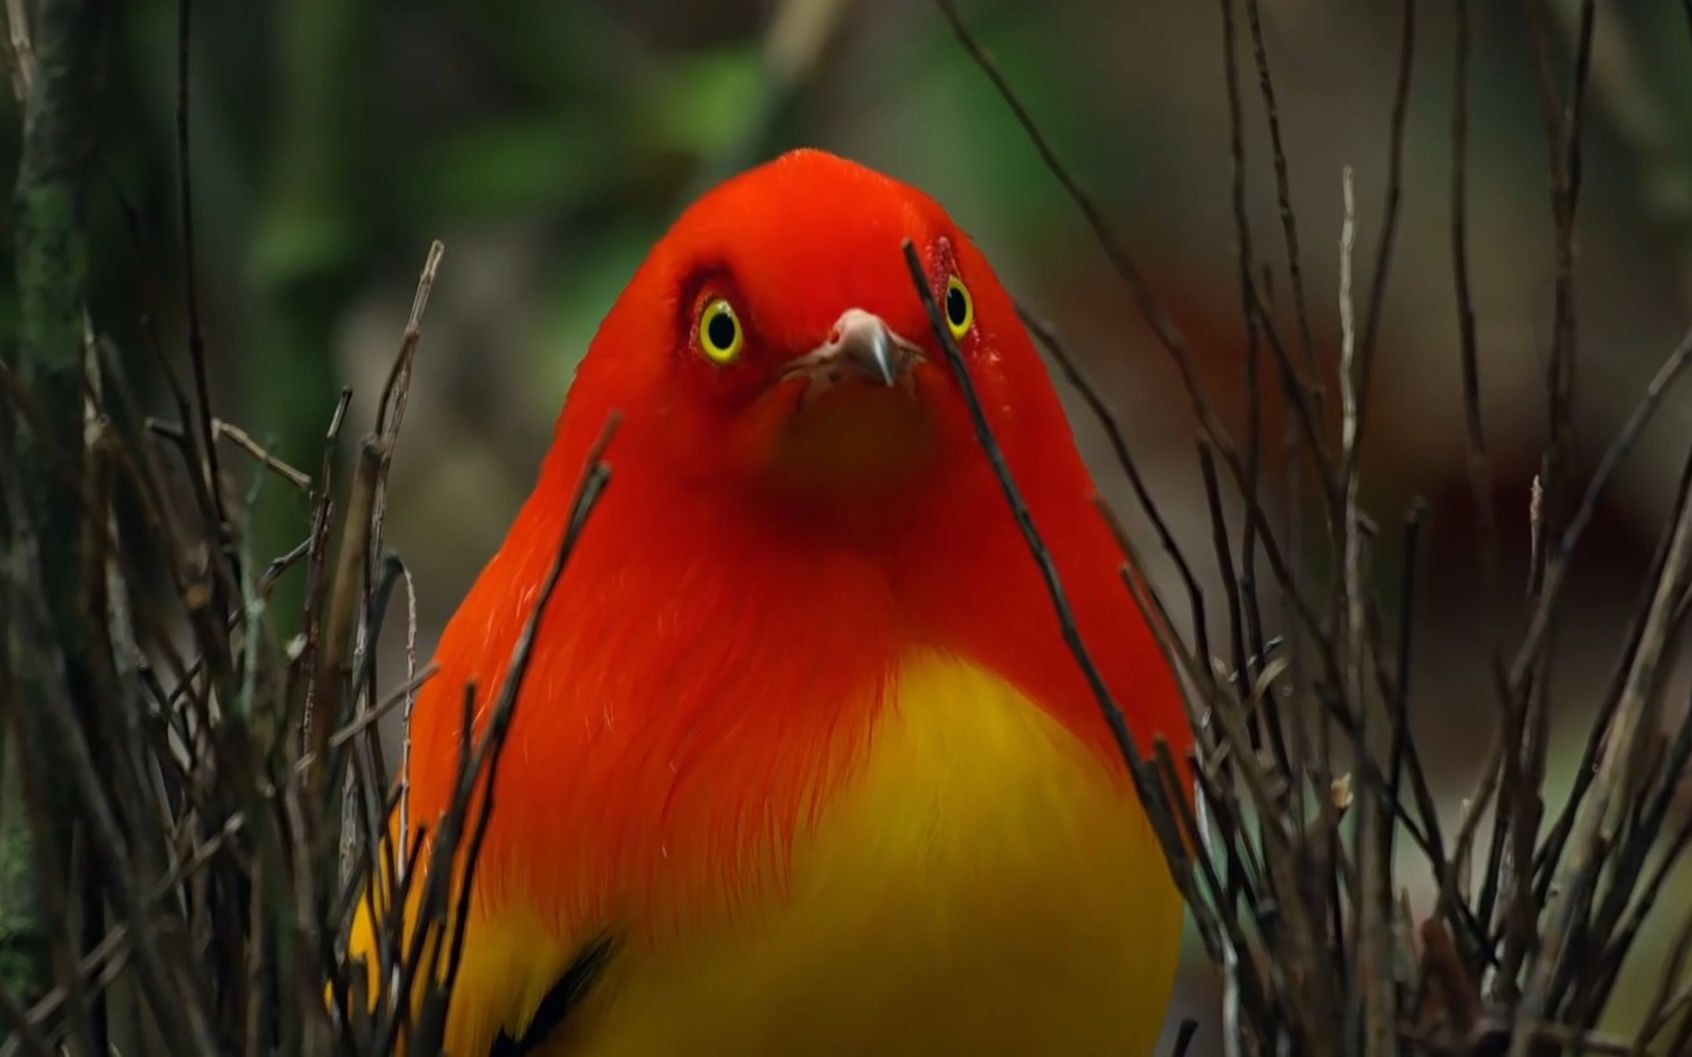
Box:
(486, 935, 615, 1056)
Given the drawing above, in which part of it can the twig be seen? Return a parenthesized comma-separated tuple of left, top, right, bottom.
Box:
(930, 0, 1234, 459)
(1197, 439, 1249, 695)
(1018, 307, 1213, 685)
(901, 240, 1160, 800)
(307, 438, 382, 796)
(1520, 0, 1594, 593)
(146, 416, 313, 490)
(432, 418, 618, 1035)
(175, 0, 230, 569)
(323, 663, 439, 753)
(1171, 1017, 1200, 1057)
(380, 417, 618, 1054)
(1240, 0, 1318, 379)
(1340, 162, 1396, 1057)
(214, 418, 312, 489)
(1217, 0, 1272, 717)
(1449, 0, 1498, 594)
(1508, 323, 1692, 694)
(1351, 0, 1417, 461)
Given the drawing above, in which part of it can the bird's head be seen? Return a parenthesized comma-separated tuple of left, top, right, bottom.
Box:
(563, 148, 1067, 537)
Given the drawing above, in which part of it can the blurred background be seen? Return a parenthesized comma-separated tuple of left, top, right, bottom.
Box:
(5, 0, 1691, 1047)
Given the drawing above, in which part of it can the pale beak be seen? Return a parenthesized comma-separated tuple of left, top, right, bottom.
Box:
(783, 308, 924, 391)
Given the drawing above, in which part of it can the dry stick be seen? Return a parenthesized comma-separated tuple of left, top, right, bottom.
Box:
(383, 419, 617, 1054)
(1491, 647, 1539, 998)
(173, 0, 231, 583)
(1449, 0, 1498, 594)
(371, 243, 442, 874)
(347, 243, 445, 892)
(395, 560, 420, 879)
(1496, 0, 1595, 971)
(326, 663, 438, 752)
(1243, 273, 1341, 532)
(144, 416, 312, 490)
(376, 240, 445, 440)
(1340, 163, 1388, 1055)
(308, 438, 381, 798)
(1509, 450, 1692, 1057)
(337, 552, 407, 862)
(1151, 738, 1232, 954)
(1239, 0, 1324, 797)
(1018, 307, 1213, 673)
(215, 419, 312, 489)
(1198, 440, 1250, 703)
(1171, 1018, 1201, 1057)
(1099, 501, 1224, 739)
(363, 240, 444, 816)
(899, 247, 1215, 964)
(1217, 0, 1272, 717)
(903, 241, 1153, 790)
(1340, 163, 1396, 1057)
(1385, 501, 1428, 864)
(1520, 0, 1594, 595)
(435, 420, 617, 1020)
(1240, 0, 1318, 381)
(1351, 0, 1417, 464)
(1507, 324, 1692, 695)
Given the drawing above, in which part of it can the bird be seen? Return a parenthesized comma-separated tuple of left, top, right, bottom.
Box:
(349, 147, 1189, 1057)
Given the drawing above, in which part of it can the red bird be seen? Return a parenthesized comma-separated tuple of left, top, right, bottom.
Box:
(354, 148, 1188, 1056)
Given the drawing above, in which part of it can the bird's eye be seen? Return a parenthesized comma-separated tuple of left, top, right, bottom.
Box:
(698, 297, 743, 364)
(945, 276, 974, 339)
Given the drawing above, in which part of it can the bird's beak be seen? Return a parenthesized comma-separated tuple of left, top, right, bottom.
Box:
(783, 308, 923, 392)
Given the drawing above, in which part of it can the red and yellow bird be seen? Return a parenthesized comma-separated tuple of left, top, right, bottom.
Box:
(353, 149, 1187, 1056)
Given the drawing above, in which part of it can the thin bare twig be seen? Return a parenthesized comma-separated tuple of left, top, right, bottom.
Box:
(903, 240, 1157, 795)
(1449, 0, 1498, 594)
(1351, 0, 1417, 462)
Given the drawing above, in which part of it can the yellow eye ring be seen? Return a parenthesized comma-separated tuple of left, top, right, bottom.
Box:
(944, 275, 974, 338)
(698, 297, 743, 364)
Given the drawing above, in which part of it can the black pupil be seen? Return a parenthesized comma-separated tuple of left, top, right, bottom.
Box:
(946, 285, 967, 326)
(707, 310, 737, 350)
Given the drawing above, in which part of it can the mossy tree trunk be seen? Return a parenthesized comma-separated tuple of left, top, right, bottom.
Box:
(4, 0, 101, 1015)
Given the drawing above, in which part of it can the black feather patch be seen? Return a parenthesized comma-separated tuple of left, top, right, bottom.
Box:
(488, 935, 617, 1057)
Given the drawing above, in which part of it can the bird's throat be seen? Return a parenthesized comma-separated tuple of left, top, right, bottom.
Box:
(761, 385, 937, 509)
